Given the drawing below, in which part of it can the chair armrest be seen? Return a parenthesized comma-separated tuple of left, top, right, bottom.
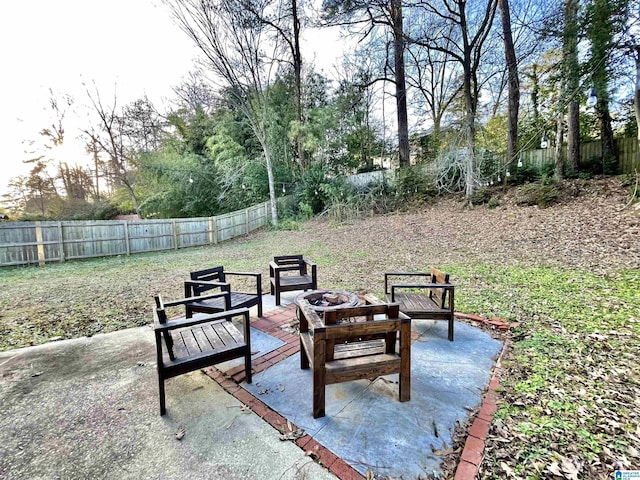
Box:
(161, 291, 230, 308)
(184, 280, 231, 297)
(384, 272, 431, 294)
(390, 283, 454, 291)
(223, 272, 262, 295)
(298, 300, 325, 332)
(303, 259, 317, 267)
(155, 307, 249, 332)
(385, 272, 431, 277)
(224, 271, 261, 278)
(269, 262, 301, 272)
(184, 280, 230, 288)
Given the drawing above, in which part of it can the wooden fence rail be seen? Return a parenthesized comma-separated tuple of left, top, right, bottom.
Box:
(0, 201, 271, 267)
(521, 137, 639, 173)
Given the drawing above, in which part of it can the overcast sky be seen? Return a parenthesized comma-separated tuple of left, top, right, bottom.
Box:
(0, 1, 345, 198)
(0, 0, 203, 196)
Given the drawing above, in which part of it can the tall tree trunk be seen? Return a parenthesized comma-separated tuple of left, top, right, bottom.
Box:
(498, 0, 519, 169)
(554, 116, 565, 179)
(600, 105, 616, 171)
(635, 47, 640, 165)
(564, 0, 580, 173)
(588, 0, 618, 172)
(464, 61, 476, 199)
(262, 142, 278, 224)
(292, 0, 305, 171)
(531, 64, 540, 125)
(391, 0, 410, 168)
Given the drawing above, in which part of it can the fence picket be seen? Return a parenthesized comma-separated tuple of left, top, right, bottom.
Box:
(0, 201, 271, 267)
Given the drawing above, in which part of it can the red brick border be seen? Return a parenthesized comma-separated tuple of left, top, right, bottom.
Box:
(204, 304, 507, 480)
(453, 339, 509, 480)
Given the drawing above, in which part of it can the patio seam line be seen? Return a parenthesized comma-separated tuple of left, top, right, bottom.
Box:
(206, 305, 506, 480)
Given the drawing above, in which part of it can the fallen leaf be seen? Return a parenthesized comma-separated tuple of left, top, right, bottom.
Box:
(279, 428, 305, 441)
(547, 462, 562, 476)
(500, 461, 515, 476)
(175, 425, 185, 441)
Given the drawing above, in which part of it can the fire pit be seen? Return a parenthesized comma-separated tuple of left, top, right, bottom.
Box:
(295, 289, 360, 313)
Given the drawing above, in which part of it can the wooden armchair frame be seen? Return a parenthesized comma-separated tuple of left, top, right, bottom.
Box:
(298, 295, 411, 418)
(184, 266, 263, 318)
(154, 293, 252, 415)
(384, 267, 455, 341)
(269, 254, 317, 305)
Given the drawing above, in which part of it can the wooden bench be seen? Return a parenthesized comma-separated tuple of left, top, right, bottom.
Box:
(153, 294, 252, 415)
(269, 255, 317, 305)
(184, 266, 263, 318)
(384, 267, 455, 341)
(298, 295, 411, 418)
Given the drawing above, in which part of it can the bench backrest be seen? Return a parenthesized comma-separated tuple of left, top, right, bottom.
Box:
(429, 267, 450, 309)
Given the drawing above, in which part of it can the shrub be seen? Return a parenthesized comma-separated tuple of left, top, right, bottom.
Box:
(395, 165, 437, 202)
(517, 183, 559, 208)
(470, 187, 491, 205)
(487, 197, 501, 209)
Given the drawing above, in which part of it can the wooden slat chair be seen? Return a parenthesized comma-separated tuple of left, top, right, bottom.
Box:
(269, 254, 317, 306)
(298, 294, 411, 418)
(184, 266, 263, 318)
(384, 267, 455, 341)
(153, 293, 252, 415)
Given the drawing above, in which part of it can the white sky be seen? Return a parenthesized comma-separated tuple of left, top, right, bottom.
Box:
(0, 0, 202, 196)
(0, 1, 348, 198)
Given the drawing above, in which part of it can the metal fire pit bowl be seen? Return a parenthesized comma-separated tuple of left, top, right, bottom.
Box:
(294, 289, 360, 313)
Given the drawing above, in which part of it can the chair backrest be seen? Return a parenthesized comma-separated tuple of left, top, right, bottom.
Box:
(190, 266, 226, 294)
(273, 254, 306, 274)
(429, 267, 450, 308)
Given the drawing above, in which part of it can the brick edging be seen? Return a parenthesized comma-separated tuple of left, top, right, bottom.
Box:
(205, 305, 509, 480)
(205, 305, 365, 479)
(454, 339, 509, 480)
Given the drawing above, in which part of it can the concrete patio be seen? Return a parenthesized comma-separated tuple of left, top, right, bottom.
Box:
(0, 292, 503, 479)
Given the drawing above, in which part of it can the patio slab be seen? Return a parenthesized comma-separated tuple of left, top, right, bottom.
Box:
(242, 319, 503, 478)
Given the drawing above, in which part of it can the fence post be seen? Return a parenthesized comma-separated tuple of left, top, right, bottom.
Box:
(213, 217, 218, 244)
(172, 220, 178, 249)
(245, 208, 250, 234)
(122, 221, 131, 255)
(57, 222, 65, 262)
(35, 221, 45, 266)
(208, 217, 214, 244)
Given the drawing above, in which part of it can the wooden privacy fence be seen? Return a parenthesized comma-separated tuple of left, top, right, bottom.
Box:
(521, 137, 639, 173)
(0, 201, 271, 267)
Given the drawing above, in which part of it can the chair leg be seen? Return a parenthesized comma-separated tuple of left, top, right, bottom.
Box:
(448, 317, 454, 342)
(245, 352, 252, 384)
(312, 337, 326, 418)
(399, 324, 411, 402)
(159, 375, 166, 416)
(275, 289, 281, 306)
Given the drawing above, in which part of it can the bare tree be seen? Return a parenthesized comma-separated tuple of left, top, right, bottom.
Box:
(166, 0, 287, 223)
(322, 0, 411, 167)
(172, 70, 219, 115)
(405, 24, 463, 138)
(413, 0, 498, 200)
(83, 85, 141, 215)
(562, 0, 580, 177)
(498, 0, 520, 171)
